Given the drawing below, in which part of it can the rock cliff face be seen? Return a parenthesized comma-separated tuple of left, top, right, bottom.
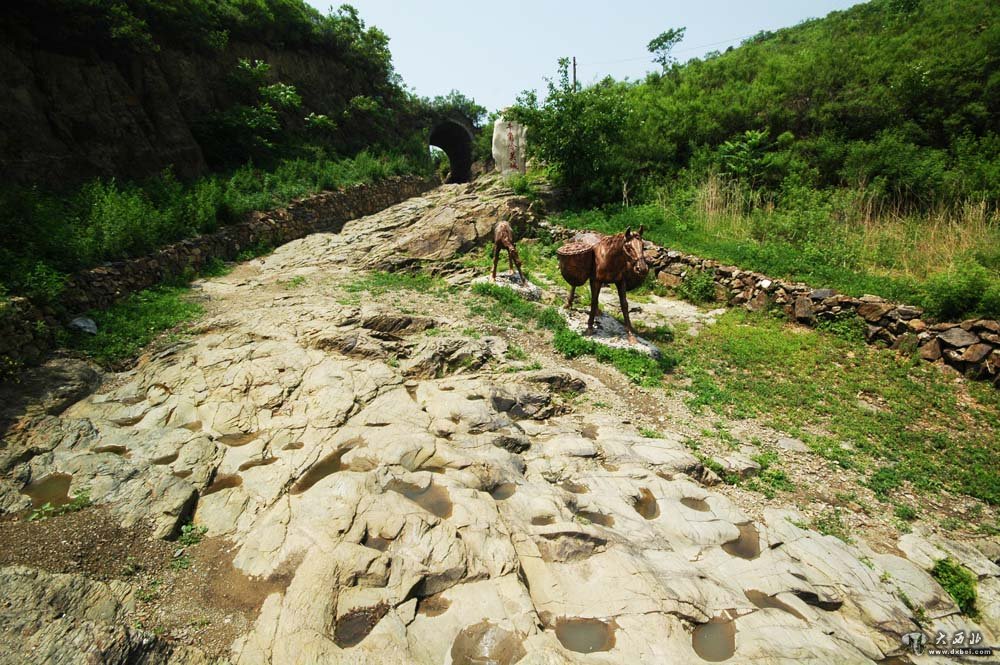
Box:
(0, 40, 388, 186)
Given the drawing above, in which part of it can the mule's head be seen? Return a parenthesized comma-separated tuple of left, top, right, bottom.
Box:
(623, 225, 647, 274)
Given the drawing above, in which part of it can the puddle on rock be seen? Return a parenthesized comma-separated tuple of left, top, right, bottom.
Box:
(581, 423, 598, 440)
(202, 474, 243, 496)
(681, 497, 712, 512)
(238, 457, 278, 472)
(633, 488, 660, 519)
(181, 421, 202, 431)
(218, 432, 260, 447)
(554, 617, 616, 653)
(451, 620, 526, 665)
(173, 469, 193, 479)
(388, 480, 453, 519)
(744, 590, 807, 622)
(151, 452, 179, 465)
(112, 414, 145, 427)
(333, 604, 389, 648)
(290, 445, 357, 494)
(21, 473, 74, 508)
(560, 481, 589, 494)
(531, 516, 555, 526)
(692, 618, 736, 662)
(721, 523, 760, 559)
(92, 445, 129, 457)
(576, 510, 615, 527)
(282, 441, 304, 450)
(416, 593, 451, 617)
(491, 483, 517, 500)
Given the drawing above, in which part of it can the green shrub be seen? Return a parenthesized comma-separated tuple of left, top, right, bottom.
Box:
(677, 269, 717, 304)
(816, 313, 867, 343)
(931, 558, 978, 616)
(921, 261, 995, 320)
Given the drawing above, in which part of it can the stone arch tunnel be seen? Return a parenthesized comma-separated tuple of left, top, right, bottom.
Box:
(429, 118, 474, 184)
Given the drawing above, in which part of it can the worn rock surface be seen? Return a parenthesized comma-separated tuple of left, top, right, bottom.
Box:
(1, 179, 997, 664)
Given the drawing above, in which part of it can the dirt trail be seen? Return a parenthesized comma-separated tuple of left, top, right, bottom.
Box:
(0, 177, 997, 664)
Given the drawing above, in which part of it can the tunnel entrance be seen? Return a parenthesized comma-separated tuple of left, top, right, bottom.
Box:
(429, 120, 473, 184)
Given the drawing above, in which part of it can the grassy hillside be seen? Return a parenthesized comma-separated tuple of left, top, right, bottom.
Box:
(511, 0, 1000, 319)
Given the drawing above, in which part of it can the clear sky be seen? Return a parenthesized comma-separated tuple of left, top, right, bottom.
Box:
(306, 1, 866, 114)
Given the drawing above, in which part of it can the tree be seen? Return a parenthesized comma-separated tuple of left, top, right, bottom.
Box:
(647, 27, 686, 69)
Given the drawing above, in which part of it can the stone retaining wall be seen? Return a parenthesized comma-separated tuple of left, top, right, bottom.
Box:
(0, 175, 438, 374)
(545, 224, 998, 385)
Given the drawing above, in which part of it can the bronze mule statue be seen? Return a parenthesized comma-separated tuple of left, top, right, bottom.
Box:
(491, 220, 526, 283)
(557, 226, 648, 344)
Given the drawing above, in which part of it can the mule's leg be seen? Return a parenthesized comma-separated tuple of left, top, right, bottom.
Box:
(507, 249, 515, 278)
(586, 280, 602, 335)
(491, 243, 501, 280)
(616, 281, 637, 344)
(512, 249, 526, 283)
(566, 285, 576, 309)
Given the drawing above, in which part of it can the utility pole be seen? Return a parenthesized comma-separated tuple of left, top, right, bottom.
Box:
(572, 56, 577, 90)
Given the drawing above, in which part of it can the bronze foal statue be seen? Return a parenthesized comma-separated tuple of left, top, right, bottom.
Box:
(491, 220, 526, 283)
(557, 226, 648, 344)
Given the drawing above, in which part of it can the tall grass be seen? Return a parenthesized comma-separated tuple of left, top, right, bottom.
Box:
(0, 150, 425, 304)
(561, 176, 1000, 320)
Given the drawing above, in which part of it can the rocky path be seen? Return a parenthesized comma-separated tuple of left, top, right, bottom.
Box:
(0, 179, 997, 664)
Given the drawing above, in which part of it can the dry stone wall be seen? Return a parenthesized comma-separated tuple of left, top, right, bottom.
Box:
(0, 175, 437, 375)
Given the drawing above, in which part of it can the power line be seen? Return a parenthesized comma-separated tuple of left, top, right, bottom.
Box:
(577, 32, 762, 67)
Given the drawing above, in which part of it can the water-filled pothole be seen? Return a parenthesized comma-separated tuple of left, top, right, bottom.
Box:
(388, 480, 453, 519)
(554, 617, 616, 653)
(560, 481, 589, 494)
(93, 445, 129, 457)
(202, 474, 242, 496)
(21, 473, 74, 508)
(173, 469, 193, 479)
(581, 423, 598, 440)
(744, 590, 807, 621)
(633, 488, 659, 519)
(721, 523, 760, 559)
(333, 604, 389, 648)
(491, 483, 517, 500)
(181, 421, 202, 431)
(681, 497, 712, 512)
(218, 432, 260, 447)
(451, 620, 526, 665)
(290, 446, 355, 494)
(416, 593, 451, 617)
(238, 457, 278, 472)
(151, 452, 179, 465)
(282, 441, 304, 450)
(531, 516, 555, 526)
(576, 510, 614, 527)
(113, 415, 144, 426)
(692, 617, 736, 661)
